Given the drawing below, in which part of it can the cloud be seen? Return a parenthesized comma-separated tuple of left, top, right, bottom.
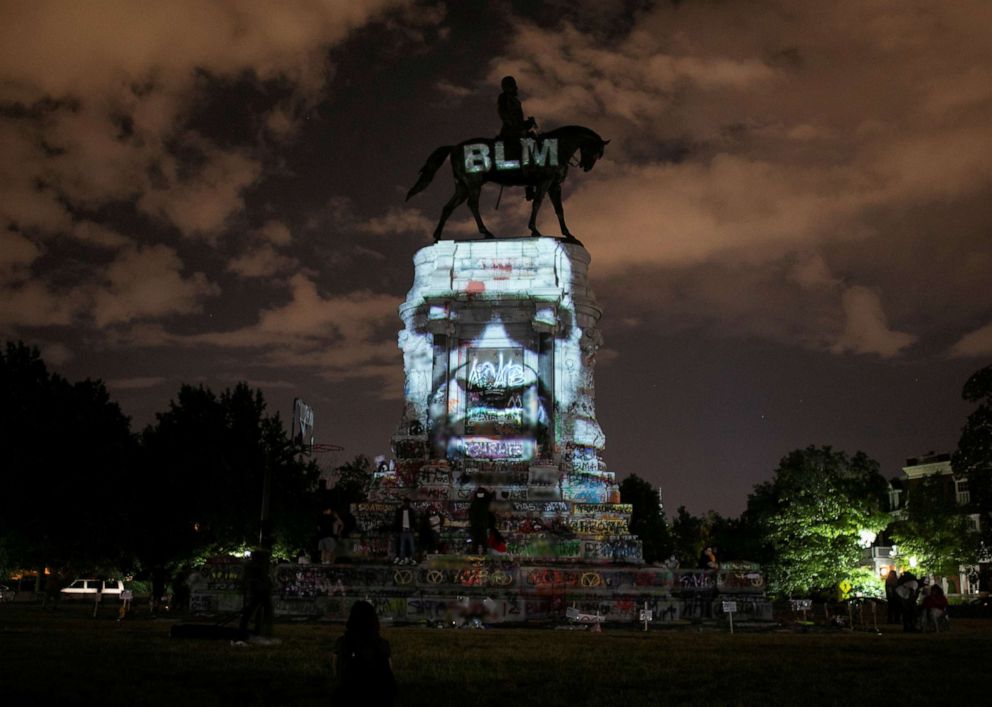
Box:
(0, 280, 82, 328)
(136, 138, 263, 240)
(227, 244, 299, 279)
(787, 252, 840, 290)
(436, 80, 473, 98)
(562, 156, 863, 271)
(192, 273, 395, 344)
(950, 322, 992, 358)
(226, 219, 298, 278)
(0, 231, 41, 280)
(831, 286, 916, 358)
(40, 342, 74, 367)
(92, 245, 220, 327)
(0, 0, 417, 370)
(71, 222, 132, 249)
(106, 376, 168, 391)
(357, 208, 436, 239)
(255, 220, 293, 246)
(143, 274, 404, 385)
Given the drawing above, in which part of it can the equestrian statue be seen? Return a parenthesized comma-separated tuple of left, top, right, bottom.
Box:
(406, 76, 608, 244)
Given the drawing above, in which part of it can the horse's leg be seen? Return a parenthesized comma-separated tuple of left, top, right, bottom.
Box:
(550, 183, 583, 246)
(528, 182, 549, 236)
(434, 182, 468, 241)
(467, 183, 493, 238)
(548, 182, 570, 237)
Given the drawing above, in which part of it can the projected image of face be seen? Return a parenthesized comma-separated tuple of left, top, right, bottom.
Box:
(398, 240, 606, 481)
(447, 344, 546, 463)
(445, 322, 548, 462)
(465, 347, 528, 435)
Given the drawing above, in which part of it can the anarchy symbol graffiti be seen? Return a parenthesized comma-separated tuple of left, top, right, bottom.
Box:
(426, 570, 445, 585)
(580, 572, 602, 588)
(393, 569, 414, 585)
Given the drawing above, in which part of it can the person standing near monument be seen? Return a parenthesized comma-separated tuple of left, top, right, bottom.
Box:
(318, 507, 344, 564)
(421, 505, 444, 556)
(393, 497, 417, 565)
(469, 487, 493, 555)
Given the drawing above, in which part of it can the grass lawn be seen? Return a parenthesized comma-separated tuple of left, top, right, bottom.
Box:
(2, 603, 988, 706)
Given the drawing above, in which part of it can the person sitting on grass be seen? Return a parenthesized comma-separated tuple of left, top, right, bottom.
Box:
(921, 584, 949, 632)
(333, 600, 396, 706)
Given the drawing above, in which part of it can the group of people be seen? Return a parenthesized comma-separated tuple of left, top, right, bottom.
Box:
(885, 569, 950, 632)
(391, 497, 448, 565)
(391, 487, 503, 565)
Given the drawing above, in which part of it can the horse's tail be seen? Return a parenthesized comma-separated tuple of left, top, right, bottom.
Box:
(406, 146, 452, 201)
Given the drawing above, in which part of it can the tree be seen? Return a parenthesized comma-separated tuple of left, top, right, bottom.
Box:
(619, 475, 672, 563)
(671, 506, 704, 567)
(137, 383, 320, 571)
(748, 446, 890, 597)
(952, 364, 992, 546)
(667, 507, 765, 567)
(331, 455, 374, 507)
(890, 473, 978, 577)
(0, 341, 135, 577)
(704, 511, 766, 564)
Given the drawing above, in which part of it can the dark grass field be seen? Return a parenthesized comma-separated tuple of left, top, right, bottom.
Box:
(2, 603, 989, 706)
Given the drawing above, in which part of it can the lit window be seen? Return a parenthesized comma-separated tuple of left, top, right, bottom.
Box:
(955, 477, 971, 505)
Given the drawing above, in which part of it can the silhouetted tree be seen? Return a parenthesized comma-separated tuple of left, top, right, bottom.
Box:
(137, 383, 319, 572)
(952, 364, 992, 546)
(322, 455, 374, 537)
(671, 506, 705, 567)
(0, 341, 134, 577)
(704, 511, 765, 564)
(619, 474, 672, 563)
(332, 455, 374, 506)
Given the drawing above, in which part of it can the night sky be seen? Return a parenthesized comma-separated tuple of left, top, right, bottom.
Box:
(2, 1, 989, 516)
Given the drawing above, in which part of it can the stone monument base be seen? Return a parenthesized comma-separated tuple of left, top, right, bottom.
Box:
(189, 557, 772, 626)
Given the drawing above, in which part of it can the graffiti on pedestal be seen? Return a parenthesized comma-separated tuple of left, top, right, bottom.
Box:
(717, 563, 766, 594)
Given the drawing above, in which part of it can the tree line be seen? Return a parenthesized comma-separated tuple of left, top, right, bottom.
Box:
(0, 341, 321, 592)
(2, 340, 989, 599)
(622, 364, 992, 597)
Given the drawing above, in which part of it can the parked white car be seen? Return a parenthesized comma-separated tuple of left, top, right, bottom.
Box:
(61, 579, 124, 597)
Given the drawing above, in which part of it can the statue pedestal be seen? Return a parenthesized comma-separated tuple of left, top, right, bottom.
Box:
(353, 238, 641, 564)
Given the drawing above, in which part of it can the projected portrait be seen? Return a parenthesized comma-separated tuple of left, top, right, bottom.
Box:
(394, 239, 614, 501)
(465, 347, 530, 436)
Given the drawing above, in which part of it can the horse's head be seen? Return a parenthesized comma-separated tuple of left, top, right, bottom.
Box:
(578, 138, 609, 172)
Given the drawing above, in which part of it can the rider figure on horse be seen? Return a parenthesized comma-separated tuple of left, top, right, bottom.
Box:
(497, 75, 537, 200)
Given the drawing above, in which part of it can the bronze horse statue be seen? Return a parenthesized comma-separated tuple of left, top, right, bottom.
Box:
(406, 125, 608, 243)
